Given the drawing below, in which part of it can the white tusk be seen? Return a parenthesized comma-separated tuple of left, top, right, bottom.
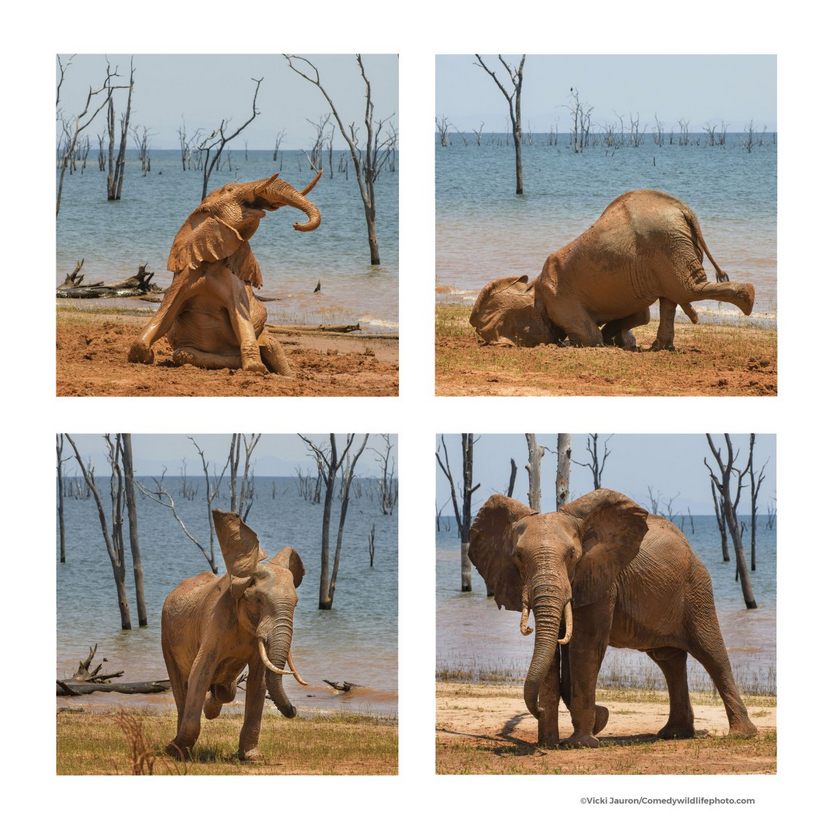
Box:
(258, 638, 293, 676)
(557, 600, 573, 645)
(286, 649, 309, 686)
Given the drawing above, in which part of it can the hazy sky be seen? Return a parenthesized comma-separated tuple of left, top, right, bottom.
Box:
(62, 434, 396, 479)
(436, 434, 776, 516)
(56, 54, 398, 150)
(436, 55, 777, 133)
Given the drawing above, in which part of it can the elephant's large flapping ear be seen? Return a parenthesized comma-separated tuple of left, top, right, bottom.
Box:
(226, 241, 263, 288)
(560, 490, 649, 608)
(168, 211, 244, 274)
(469, 494, 537, 612)
(269, 547, 305, 589)
(212, 509, 262, 599)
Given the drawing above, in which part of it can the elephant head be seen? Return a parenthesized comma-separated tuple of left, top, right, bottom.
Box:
(468, 490, 648, 720)
(168, 171, 323, 284)
(469, 275, 561, 347)
(212, 509, 306, 717)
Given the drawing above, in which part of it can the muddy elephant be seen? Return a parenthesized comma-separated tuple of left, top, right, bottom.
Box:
(128, 172, 322, 375)
(468, 490, 757, 748)
(161, 510, 308, 760)
(470, 190, 755, 350)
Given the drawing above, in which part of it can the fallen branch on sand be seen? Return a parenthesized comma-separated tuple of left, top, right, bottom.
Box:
(266, 323, 362, 334)
(57, 679, 171, 696)
(57, 263, 162, 298)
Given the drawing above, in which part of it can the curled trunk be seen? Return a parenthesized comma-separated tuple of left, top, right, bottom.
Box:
(258, 176, 321, 232)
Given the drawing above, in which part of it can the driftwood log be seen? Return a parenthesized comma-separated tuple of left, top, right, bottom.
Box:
(265, 323, 362, 334)
(323, 680, 362, 692)
(57, 263, 162, 299)
(57, 679, 171, 696)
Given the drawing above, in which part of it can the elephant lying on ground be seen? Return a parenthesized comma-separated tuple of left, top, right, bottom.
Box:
(161, 510, 308, 760)
(470, 190, 755, 350)
(468, 490, 758, 748)
(128, 172, 322, 375)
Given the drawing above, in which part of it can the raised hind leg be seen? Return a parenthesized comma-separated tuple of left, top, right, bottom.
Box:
(647, 647, 695, 738)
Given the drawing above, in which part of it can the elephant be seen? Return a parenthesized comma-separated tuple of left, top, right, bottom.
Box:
(161, 509, 308, 760)
(468, 489, 758, 748)
(469, 190, 756, 351)
(128, 172, 322, 375)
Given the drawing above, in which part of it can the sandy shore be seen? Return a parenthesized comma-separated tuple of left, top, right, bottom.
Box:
(437, 682, 776, 774)
(57, 307, 398, 396)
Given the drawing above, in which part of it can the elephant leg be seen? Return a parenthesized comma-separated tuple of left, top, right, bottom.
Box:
(162, 646, 187, 734)
(647, 647, 695, 739)
(685, 278, 756, 316)
(651, 297, 678, 350)
(558, 645, 609, 736)
(541, 298, 602, 347)
(258, 333, 293, 378)
(601, 307, 650, 350)
(204, 682, 237, 720)
(686, 629, 758, 737)
(537, 654, 561, 748)
(562, 599, 613, 748)
(172, 347, 243, 370)
(238, 659, 266, 760)
(128, 271, 200, 364)
(217, 267, 269, 374)
(167, 650, 217, 758)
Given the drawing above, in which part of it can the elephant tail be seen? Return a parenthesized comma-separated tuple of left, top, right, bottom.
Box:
(684, 208, 729, 283)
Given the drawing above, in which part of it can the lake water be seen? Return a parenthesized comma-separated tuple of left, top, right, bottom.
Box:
(56, 150, 399, 333)
(436, 514, 776, 696)
(436, 134, 777, 326)
(57, 475, 398, 717)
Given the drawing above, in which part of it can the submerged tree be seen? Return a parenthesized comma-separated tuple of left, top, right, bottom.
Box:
(524, 433, 545, 512)
(747, 434, 768, 572)
(475, 54, 525, 194)
(572, 434, 611, 490)
(285, 54, 397, 265)
(56, 434, 69, 563)
(120, 434, 147, 626)
(555, 434, 572, 509)
(105, 58, 134, 201)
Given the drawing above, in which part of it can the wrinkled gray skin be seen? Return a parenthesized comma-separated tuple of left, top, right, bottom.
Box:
(161, 510, 305, 760)
(468, 490, 757, 748)
(128, 173, 321, 375)
(470, 190, 756, 351)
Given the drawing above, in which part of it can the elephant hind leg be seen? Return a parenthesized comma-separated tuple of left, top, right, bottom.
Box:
(547, 301, 603, 347)
(601, 307, 650, 350)
(172, 347, 243, 371)
(647, 647, 695, 738)
(651, 298, 678, 351)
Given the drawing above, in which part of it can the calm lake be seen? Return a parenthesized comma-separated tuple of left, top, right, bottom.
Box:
(437, 514, 776, 695)
(436, 134, 777, 326)
(57, 475, 398, 716)
(56, 150, 399, 332)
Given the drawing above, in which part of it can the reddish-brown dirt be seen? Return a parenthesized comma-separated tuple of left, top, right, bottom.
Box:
(57, 311, 398, 397)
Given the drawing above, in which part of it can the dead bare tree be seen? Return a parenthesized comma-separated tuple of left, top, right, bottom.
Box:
(189, 437, 230, 572)
(566, 87, 594, 153)
(747, 434, 768, 572)
(572, 434, 612, 490)
(371, 433, 397, 515)
(119, 434, 147, 627)
(705, 434, 758, 609)
(105, 59, 134, 201)
(524, 434, 545, 512)
(299, 434, 369, 609)
(273, 129, 286, 162)
(435, 115, 451, 147)
(57, 434, 70, 563)
(555, 434, 572, 509)
(285, 54, 397, 265)
(506, 458, 517, 497)
(475, 54, 525, 194)
(436, 435, 480, 592)
(710, 481, 731, 563)
(228, 434, 261, 521)
(196, 77, 262, 200)
(302, 114, 332, 170)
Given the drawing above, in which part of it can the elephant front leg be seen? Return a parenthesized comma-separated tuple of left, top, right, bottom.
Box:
(537, 655, 561, 748)
(258, 333, 293, 377)
(238, 659, 266, 760)
(167, 651, 217, 759)
(220, 268, 269, 374)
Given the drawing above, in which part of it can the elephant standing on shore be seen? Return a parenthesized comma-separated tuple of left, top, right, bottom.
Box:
(470, 190, 755, 351)
(128, 172, 322, 375)
(161, 510, 308, 760)
(468, 490, 757, 748)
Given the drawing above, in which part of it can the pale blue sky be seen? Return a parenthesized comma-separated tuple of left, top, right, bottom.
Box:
(56, 54, 398, 150)
(61, 434, 396, 479)
(436, 434, 776, 516)
(436, 55, 776, 133)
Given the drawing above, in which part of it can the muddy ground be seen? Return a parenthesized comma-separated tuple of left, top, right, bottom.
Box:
(436, 682, 776, 775)
(436, 304, 777, 397)
(57, 307, 398, 397)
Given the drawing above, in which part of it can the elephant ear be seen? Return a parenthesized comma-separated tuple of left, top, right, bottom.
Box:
(226, 241, 263, 288)
(168, 211, 244, 273)
(269, 547, 305, 589)
(468, 494, 537, 612)
(560, 490, 649, 608)
(212, 509, 262, 599)
(470, 275, 529, 328)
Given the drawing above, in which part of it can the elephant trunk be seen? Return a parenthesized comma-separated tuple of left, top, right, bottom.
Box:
(523, 562, 572, 721)
(259, 178, 321, 232)
(262, 610, 297, 718)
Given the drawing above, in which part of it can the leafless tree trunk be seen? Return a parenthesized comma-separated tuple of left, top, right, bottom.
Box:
(106, 59, 134, 201)
(188, 437, 229, 573)
(524, 433, 544, 512)
(572, 434, 611, 490)
(57, 435, 68, 563)
(475, 54, 525, 194)
(507, 458, 517, 497)
(119, 434, 147, 626)
(372, 434, 397, 515)
(65, 435, 132, 629)
(227, 434, 260, 521)
(705, 434, 758, 609)
(710, 482, 731, 562)
(436, 435, 480, 592)
(435, 115, 451, 147)
(747, 434, 767, 572)
(285, 55, 397, 265)
(555, 434, 572, 509)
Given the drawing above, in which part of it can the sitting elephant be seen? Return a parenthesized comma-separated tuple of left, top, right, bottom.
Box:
(128, 172, 322, 375)
(161, 509, 308, 760)
(470, 190, 755, 350)
(468, 490, 758, 748)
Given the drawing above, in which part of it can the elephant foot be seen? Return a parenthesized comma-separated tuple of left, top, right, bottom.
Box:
(560, 733, 599, 749)
(650, 340, 676, 352)
(738, 283, 755, 316)
(128, 341, 154, 365)
(593, 705, 609, 735)
(657, 722, 696, 740)
(259, 338, 293, 377)
(165, 740, 191, 760)
(728, 719, 758, 738)
(238, 747, 263, 762)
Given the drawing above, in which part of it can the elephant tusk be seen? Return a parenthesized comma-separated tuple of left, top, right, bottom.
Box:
(258, 638, 293, 676)
(557, 601, 573, 645)
(519, 586, 534, 636)
(286, 649, 309, 687)
(300, 170, 323, 196)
